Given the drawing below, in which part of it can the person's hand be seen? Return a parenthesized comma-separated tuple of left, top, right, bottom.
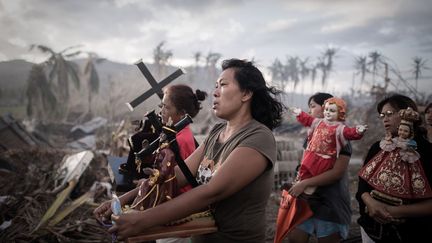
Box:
(364, 197, 392, 224)
(108, 210, 146, 240)
(288, 107, 302, 117)
(356, 124, 368, 134)
(93, 200, 113, 224)
(385, 205, 406, 224)
(288, 180, 307, 197)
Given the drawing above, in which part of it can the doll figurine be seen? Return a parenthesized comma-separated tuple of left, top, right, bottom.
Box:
(290, 97, 367, 194)
(396, 107, 421, 163)
(359, 107, 432, 203)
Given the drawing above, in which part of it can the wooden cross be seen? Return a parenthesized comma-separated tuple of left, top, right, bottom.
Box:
(126, 59, 185, 111)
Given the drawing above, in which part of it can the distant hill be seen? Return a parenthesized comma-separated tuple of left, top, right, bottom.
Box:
(0, 59, 33, 90)
(0, 58, 316, 131)
(0, 58, 218, 125)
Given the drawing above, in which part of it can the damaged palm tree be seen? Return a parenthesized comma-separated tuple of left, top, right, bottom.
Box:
(29, 44, 82, 121)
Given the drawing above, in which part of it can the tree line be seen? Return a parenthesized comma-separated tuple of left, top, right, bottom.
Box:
(26, 42, 429, 123)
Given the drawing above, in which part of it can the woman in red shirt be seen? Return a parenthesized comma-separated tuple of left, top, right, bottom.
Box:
(159, 84, 207, 193)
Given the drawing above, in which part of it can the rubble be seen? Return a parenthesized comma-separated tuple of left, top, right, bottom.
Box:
(0, 148, 112, 242)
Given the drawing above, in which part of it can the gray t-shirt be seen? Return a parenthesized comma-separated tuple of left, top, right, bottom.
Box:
(192, 120, 276, 243)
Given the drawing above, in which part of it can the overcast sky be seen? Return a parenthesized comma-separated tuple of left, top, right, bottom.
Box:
(1, 0, 431, 95)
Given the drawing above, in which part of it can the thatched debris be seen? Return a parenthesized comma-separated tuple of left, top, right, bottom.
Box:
(0, 149, 112, 242)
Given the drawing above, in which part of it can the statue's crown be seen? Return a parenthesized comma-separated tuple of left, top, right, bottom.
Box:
(399, 107, 419, 124)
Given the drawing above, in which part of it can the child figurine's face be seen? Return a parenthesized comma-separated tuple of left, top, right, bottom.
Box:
(323, 103, 339, 121)
(398, 124, 411, 139)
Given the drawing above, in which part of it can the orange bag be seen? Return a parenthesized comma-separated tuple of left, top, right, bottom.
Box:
(274, 189, 313, 243)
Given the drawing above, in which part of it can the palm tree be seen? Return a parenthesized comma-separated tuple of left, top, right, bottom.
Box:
(193, 51, 202, 68)
(324, 48, 337, 71)
(298, 57, 310, 94)
(299, 57, 310, 80)
(268, 58, 284, 90)
(205, 52, 222, 67)
(205, 52, 222, 78)
(354, 55, 368, 90)
(153, 41, 173, 76)
(30, 44, 82, 119)
(310, 63, 319, 91)
(412, 56, 428, 91)
(84, 52, 105, 114)
(316, 56, 327, 88)
(286, 56, 300, 91)
(321, 47, 338, 89)
(26, 64, 58, 121)
(368, 51, 382, 86)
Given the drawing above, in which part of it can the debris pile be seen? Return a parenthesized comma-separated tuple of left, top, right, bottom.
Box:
(0, 148, 112, 242)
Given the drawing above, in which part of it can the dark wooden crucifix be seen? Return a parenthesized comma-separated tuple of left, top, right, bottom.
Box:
(126, 59, 185, 111)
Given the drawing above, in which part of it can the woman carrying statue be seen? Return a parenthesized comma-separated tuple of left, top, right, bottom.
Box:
(356, 94, 432, 243)
(94, 58, 285, 242)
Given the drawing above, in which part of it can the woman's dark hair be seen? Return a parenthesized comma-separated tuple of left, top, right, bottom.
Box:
(221, 58, 285, 130)
(425, 103, 432, 114)
(308, 92, 333, 106)
(165, 84, 207, 118)
(377, 93, 425, 137)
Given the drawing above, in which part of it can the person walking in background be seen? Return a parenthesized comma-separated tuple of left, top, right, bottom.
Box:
(356, 94, 432, 243)
(284, 93, 356, 243)
(94, 58, 285, 242)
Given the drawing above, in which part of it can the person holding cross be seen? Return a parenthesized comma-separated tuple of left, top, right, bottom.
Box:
(159, 84, 208, 166)
(94, 58, 285, 242)
(157, 84, 207, 243)
(96, 84, 207, 243)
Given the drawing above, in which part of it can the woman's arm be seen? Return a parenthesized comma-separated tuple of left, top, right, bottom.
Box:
(360, 192, 392, 224)
(109, 146, 269, 239)
(289, 154, 349, 197)
(387, 199, 432, 218)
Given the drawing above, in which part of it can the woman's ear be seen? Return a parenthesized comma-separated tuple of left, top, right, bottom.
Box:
(241, 90, 253, 102)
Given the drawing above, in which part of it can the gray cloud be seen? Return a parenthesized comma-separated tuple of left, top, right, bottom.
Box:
(0, 0, 431, 94)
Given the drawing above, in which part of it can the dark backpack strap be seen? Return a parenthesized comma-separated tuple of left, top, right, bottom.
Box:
(170, 140, 199, 188)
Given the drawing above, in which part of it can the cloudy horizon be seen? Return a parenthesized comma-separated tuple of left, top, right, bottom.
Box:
(1, 0, 432, 96)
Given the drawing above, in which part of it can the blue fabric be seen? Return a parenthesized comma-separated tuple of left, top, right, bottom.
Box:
(296, 218, 349, 239)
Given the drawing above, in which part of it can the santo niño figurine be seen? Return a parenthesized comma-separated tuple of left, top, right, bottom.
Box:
(359, 107, 432, 204)
(290, 97, 367, 194)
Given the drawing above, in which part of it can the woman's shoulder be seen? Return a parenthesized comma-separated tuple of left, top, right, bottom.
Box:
(209, 122, 226, 134)
(251, 119, 272, 130)
(248, 120, 275, 137)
